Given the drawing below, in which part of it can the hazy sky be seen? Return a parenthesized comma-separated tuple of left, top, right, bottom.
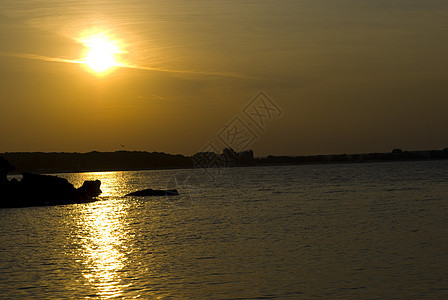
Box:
(1, 0, 447, 156)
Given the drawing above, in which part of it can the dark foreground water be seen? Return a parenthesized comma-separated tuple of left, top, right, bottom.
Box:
(1, 161, 448, 299)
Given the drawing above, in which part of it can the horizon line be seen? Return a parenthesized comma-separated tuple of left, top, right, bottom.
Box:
(1, 148, 447, 158)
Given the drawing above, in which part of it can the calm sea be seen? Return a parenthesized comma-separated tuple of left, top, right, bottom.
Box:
(1, 161, 448, 299)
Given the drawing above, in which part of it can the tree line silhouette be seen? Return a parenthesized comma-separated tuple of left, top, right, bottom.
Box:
(1, 148, 447, 174)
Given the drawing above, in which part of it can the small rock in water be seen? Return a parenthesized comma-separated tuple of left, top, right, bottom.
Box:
(125, 188, 179, 197)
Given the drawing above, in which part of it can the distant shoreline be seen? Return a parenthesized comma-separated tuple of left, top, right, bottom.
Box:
(1, 148, 447, 175)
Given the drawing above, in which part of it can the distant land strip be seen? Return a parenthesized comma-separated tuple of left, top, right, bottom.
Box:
(1, 148, 447, 174)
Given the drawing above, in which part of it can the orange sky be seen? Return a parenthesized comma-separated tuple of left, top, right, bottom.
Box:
(1, 1, 447, 156)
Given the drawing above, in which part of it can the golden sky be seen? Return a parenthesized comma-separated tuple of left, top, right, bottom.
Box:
(0, 1, 447, 156)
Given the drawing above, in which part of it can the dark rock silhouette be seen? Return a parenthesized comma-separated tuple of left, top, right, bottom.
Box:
(77, 180, 102, 199)
(125, 188, 179, 197)
(0, 157, 102, 208)
(0, 156, 15, 184)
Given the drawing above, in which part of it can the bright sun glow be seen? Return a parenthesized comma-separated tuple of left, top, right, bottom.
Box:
(81, 33, 122, 74)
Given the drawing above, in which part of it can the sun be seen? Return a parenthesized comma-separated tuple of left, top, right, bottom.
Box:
(80, 33, 122, 74)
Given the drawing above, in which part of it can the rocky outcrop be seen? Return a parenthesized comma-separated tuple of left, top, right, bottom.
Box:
(0, 156, 15, 184)
(0, 157, 101, 208)
(76, 180, 102, 200)
(125, 188, 179, 197)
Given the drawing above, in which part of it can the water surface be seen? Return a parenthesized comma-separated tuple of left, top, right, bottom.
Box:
(1, 161, 448, 299)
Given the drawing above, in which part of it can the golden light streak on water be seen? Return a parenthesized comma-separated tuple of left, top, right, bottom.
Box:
(75, 171, 129, 198)
(78, 199, 130, 298)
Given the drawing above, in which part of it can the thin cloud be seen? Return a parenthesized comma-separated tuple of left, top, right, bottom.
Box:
(0, 51, 257, 79)
(0, 51, 82, 64)
(122, 63, 256, 79)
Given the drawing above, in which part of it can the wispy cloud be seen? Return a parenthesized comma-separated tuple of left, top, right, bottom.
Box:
(122, 63, 256, 79)
(0, 51, 257, 79)
(0, 51, 82, 64)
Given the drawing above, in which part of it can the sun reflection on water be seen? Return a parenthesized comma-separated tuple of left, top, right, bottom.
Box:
(63, 170, 170, 298)
(78, 200, 132, 298)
